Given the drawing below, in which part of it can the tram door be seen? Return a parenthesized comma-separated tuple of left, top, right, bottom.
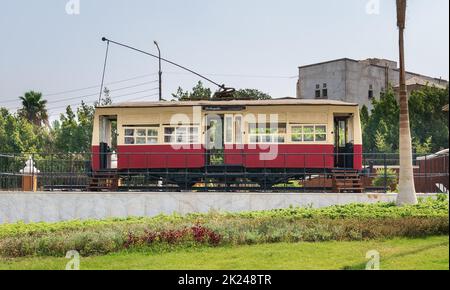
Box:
(99, 115, 117, 170)
(334, 117, 353, 168)
(205, 114, 224, 165)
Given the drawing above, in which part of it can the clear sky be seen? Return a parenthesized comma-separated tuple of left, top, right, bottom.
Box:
(0, 0, 448, 118)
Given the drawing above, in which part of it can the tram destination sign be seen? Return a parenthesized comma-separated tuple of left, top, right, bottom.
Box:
(202, 105, 246, 111)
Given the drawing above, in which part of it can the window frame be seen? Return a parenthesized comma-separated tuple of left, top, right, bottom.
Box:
(248, 123, 287, 144)
(123, 126, 160, 145)
(163, 125, 200, 144)
(289, 124, 328, 143)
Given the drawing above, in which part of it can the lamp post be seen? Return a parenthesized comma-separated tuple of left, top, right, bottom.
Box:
(154, 40, 162, 101)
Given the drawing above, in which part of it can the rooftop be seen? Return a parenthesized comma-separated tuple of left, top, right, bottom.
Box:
(393, 76, 448, 89)
(99, 98, 359, 109)
(298, 58, 448, 84)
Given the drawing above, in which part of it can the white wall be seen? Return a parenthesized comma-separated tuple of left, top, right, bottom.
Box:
(0, 192, 437, 224)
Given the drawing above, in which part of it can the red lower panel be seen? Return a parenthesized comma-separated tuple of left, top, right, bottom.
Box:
(353, 144, 363, 170)
(225, 145, 335, 169)
(92, 144, 363, 170)
(117, 145, 205, 169)
(91, 146, 100, 171)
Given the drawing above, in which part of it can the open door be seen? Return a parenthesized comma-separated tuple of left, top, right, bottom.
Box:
(99, 115, 117, 170)
(334, 117, 353, 168)
(205, 114, 224, 166)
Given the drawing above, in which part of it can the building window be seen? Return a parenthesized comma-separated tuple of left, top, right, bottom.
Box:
(164, 126, 199, 144)
(124, 127, 159, 145)
(249, 123, 286, 144)
(368, 85, 374, 99)
(315, 84, 321, 98)
(322, 83, 328, 99)
(290, 125, 327, 142)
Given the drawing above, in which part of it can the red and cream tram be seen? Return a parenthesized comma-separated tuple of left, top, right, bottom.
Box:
(91, 99, 362, 189)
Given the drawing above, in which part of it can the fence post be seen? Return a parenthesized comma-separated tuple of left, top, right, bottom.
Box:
(31, 153, 36, 192)
(50, 153, 54, 192)
(424, 154, 428, 193)
(384, 153, 388, 193)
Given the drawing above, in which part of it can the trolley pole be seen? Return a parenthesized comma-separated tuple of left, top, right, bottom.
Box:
(154, 40, 162, 101)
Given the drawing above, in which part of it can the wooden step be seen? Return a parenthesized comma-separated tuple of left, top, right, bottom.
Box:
(332, 169, 364, 193)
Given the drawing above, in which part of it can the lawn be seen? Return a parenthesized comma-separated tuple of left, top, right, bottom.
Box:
(1, 236, 448, 270)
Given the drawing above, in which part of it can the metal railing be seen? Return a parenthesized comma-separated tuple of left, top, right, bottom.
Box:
(0, 151, 448, 193)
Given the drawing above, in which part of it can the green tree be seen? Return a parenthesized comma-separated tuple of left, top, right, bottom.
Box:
(362, 86, 449, 154)
(231, 89, 272, 100)
(172, 81, 212, 101)
(53, 102, 95, 153)
(360, 105, 369, 132)
(0, 108, 52, 153)
(172, 82, 272, 101)
(18, 91, 49, 127)
(409, 86, 449, 152)
(363, 88, 400, 153)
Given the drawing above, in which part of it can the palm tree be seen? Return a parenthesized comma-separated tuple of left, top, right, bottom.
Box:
(18, 91, 49, 127)
(396, 0, 418, 205)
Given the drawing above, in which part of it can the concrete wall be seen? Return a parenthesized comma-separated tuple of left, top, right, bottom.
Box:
(0, 192, 437, 224)
(298, 59, 347, 102)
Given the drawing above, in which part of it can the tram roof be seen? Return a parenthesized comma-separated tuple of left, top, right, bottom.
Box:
(99, 98, 359, 109)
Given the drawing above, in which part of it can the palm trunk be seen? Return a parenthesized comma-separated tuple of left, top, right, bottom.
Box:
(396, 0, 417, 205)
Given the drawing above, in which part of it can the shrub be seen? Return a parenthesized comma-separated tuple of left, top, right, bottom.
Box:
(372, 168, 398, 191)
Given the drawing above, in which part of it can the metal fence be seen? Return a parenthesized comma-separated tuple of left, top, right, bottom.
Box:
(0, 151, 448, 193)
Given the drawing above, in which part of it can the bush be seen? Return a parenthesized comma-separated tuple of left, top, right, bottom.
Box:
(372, 168, 398, 191)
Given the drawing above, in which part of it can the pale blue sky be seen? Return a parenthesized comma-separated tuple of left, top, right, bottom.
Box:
(0, 0, 448, 118)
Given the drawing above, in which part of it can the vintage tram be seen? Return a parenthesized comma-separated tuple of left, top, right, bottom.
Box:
(91, 99, 362, 190)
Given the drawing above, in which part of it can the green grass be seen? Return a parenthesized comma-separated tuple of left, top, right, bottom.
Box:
(1, 236, 448, 270)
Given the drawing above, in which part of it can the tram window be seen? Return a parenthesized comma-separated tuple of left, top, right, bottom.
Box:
(291, 126, 303, 142)
(125, 129, 134, 137)
(315, 126, 327, 141)
(125, 137, 135, 145)
(303, 126, 315, 141)
(248, 123, 286, 144)
(164, 128, 175, 143)
(124, 127, 159, 145)
(164, 126, 199, 144)
(136, 137, 146, 144)
(225, 116, 233, 144)
(148, 129, 158, 136)
(235, 116, 243, 144)
(290, 125, 327, 142)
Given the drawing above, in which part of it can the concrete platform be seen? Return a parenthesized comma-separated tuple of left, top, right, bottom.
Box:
(0, 192, 438, 224)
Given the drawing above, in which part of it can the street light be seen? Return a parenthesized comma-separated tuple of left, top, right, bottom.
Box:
(154, 40, 162, 101)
